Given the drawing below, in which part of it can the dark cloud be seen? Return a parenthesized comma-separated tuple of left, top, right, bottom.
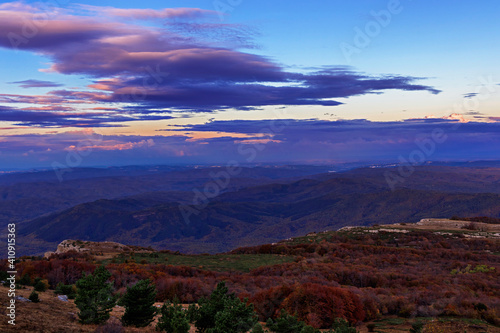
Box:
(1, 118, 499, 171)
(463, 92, 478, 99)
(162, 118, 500, 163)
(9, 79, 63, 88)
(169, 118, 460, 135)
(0, 105, 174, 127)
(0, 2, 440, 126)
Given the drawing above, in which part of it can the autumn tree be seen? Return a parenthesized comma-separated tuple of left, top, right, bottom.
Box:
(281, 283, 364, 328)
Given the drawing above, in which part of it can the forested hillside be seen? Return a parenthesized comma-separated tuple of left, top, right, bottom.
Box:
(2, 220, 499, 332)
(16, 166, 500, 255)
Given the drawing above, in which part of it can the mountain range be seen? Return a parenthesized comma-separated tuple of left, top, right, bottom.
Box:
(7, 164, 499, 255)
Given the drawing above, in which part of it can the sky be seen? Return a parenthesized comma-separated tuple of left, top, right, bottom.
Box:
(0, 0, 499, 170)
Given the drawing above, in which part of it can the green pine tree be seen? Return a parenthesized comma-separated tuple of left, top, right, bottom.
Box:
(266, 310, 306, 333)
(326, 318, 358, 333)
(251, 323, 266, 333)
(156, 298, 190, 333)
(195, 281, 257, 333)
(300, 326, 320, 333)
(121, 279, 157, 327)
(186, 303, 199, 323)
(75, 266, 116, 325)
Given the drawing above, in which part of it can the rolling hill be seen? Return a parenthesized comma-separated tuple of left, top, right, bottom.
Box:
(16, 166, 500, 255)
(0, 165, 332, 228)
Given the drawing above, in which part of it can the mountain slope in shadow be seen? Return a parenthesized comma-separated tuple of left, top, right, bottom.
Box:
(18, 166, 500, 255)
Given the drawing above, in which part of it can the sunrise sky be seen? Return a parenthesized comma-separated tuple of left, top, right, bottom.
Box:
(0, 0, 499, 170)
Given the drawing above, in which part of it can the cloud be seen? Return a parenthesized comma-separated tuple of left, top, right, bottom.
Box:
(423, 113, 469, 123)
(9, 79, 63, 88)
(78, 5, 219, 20)
(0, 129, 195, 169)
(465, 111, 482, 115)
(463, 92, 478, 99)
(65, 138, 155, 151)
(163, 117, 500, 162)
(0, 105, 175, 127)
(1, 118, 499, 170)
(0, 2, 440, 127)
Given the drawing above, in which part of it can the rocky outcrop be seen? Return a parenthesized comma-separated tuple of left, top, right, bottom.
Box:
(44, 239, 132, 258)
(417, 218, 500, 232)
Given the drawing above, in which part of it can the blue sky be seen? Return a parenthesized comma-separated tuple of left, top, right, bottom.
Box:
(0, 0, 499, 170)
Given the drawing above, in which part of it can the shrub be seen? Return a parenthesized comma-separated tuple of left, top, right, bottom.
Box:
(474, 303, 488, 312)
(330, 318, 357, 333)
(19, 273, 32, 286)
(29, 290, 40, 303)
(55, 283, 77, 299)
(94, 318, 124, 333)
(409, 320, 423, 333)
(398, 303, 416, 318)
(481, 309, 500, 326)
(34, 279, 49, 292)
(121, 279, 157, 327)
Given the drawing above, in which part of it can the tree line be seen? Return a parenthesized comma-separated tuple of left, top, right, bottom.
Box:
(70, 265, 358, 332)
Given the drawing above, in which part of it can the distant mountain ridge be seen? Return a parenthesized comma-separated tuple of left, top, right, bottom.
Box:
(15, 165, 500, 255)
(0, 165, 332, 228)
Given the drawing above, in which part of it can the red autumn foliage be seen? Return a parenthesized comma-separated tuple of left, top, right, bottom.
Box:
(281, 283, 365, 328)
(3, 229, 499, 326)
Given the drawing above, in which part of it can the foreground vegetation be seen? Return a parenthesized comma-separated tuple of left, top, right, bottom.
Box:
(1, 220, 499, 332)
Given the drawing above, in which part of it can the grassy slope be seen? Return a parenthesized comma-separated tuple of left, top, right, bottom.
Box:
(102, 253, 296, 272)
